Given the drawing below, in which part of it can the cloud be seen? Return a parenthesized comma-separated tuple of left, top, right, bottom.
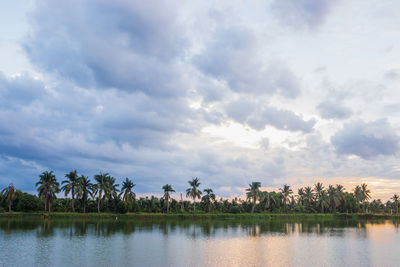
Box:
(384, 69, 400, 80)
(270, 0, 339, 29)
(24, 0, 189, 97)
(331, 119, 399, 159)
(0, 73, 46, 107)
(193, 26, 301, 98)
(317, 100, 353, 119)
(226, 98, 316, 132)
(4, 0, 400, 200)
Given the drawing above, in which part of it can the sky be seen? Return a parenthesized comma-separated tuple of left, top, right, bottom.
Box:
(1, 0, 400, 200)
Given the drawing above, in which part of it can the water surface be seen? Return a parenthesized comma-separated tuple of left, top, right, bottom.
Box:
(1, 217, 400, 266)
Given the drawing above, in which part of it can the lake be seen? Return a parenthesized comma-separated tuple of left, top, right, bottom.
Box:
(1, 217, 400, 266)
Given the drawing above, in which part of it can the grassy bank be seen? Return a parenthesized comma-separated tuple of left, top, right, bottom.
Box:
(1, 212, 400, 220)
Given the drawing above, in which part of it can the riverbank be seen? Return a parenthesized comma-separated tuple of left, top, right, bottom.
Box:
(1, 212, 400, 220)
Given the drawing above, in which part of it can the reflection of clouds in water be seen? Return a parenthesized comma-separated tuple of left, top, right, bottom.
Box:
(2, 219, 400, 266)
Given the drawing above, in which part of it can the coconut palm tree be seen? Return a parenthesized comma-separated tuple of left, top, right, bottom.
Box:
(162, 184, 175, 213)
(280, 184, 293, 211)
(186, 178, 202, 212)
(107, 176, 119, 199)
(319, 190, 330, 213)
(202, 188, 216, 212)
(297, 188, 305, 206)
(93, 173, 110, 213)
(246, 182, 261, 213)
(327, 185, 340, 212)
(61, 170, 79, 212)
(76, 175, 93, 213)
(361, 183, 371, 212)
(1, 184, 16, 212)
(119, 178, 136, 203)
(304, 186, 314, 210)
(314, 182, 325, 213)
(260, 191, 275, 211)
(361, 183, 371, 199)
(353, 185, 363, 203)
(336, 184, 345, 202)
(392, 194, 399, 214)
(36, 171, 60, 212)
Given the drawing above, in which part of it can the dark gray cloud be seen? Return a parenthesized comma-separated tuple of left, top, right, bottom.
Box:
(270, 0, 339, 29)
(0, 73, 46, 107)
(317, 100, 353, 119)
(24, 0, 188, 97)
(331, 119, 399, 159)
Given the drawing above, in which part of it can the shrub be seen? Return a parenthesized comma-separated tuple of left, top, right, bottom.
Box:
(15, 193, 42, 212)
(229, 206, 241, 214)
(117, 201, 128, 214)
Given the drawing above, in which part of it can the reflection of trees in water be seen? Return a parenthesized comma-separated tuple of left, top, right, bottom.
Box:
(1, 217, 400, 238)
(36, 219, 54, 237)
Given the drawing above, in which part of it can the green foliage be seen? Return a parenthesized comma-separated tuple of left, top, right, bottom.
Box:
(15, 192, 42, 212)
(36, 171, 60, 212)
(1, 171, 396, 215)
(229, 206, 241, 214)
(116, 200, 129, 214)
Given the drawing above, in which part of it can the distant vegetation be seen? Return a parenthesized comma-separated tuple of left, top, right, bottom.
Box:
(1, 170, 399, 214)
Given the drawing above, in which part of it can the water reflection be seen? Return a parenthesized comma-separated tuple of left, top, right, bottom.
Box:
(2, 218, 400, 266)
(1, 217, 399, 238)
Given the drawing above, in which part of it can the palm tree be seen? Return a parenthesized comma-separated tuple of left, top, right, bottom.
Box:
(162, 184, 175, 213)
(353, 185, 363, 204)
(336, 184, 345, 202)
(93, 173, 110, 213)
(76, 175, 93, 213)
(107, 176, 119, 200)
(361, 183, 371, 200)
(361, 183, 371, 212)
(246, 182, 261, 213)
(119, 178, 136, 203)
(261, 191, 275, 211)
(319, 190, 330, 213)
(297, 188, 305, 206)
(314, 182, 325, 213)
(304, 186, 314, 210)
(1, 184, 16, 212)
(392, 194, 399, 214)
(327, 185, 340, 212)
(61, 170, 79, 212)
(202, 188, 216, 212)
(36, 171, 60, 212)
(280, 184, 293, 211)
(186, 178, 202, 212)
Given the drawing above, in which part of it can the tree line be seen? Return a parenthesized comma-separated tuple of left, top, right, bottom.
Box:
(1, 170, 400, 214)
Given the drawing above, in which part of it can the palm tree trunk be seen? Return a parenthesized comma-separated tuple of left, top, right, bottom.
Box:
(166, 196, 170, 213)
(72, 188, 75, 212)
(83, 196, 87, 213)
(264, 193, 270, 211)
(8, 200, 11, 212)
(44, 198, 47, 212)
(251, 196, 256, 213)
(48, 198, 51, 212)
(180, 194, 184, 211)
(97, 191, 102, 213)
(193, 198, 196, 212)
